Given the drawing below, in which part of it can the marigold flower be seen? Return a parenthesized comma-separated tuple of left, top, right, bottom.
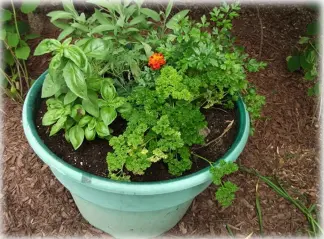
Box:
(148, 53, 166, 70)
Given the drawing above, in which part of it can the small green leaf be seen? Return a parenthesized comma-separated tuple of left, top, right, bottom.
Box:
(165, 0, 173, 19)
(17, 21, 30, 35)
(306, 21, 319, 36)
(82, 38, 107, 59)
(51, 20, 70, 30)
(300, 53, 312, 71)
(117, 102, 132, 115)
(69, 125, 84, 150)
(128, 15, 146, 26)
(0, 29, 6, 40)
(85, 126, 96, 140)
(1, 9, 12, 22)
(140, 8, 160, 21)
(101, 81, 116, 101)
(71, 22, 88, 32)
(15, 44, 31, 60)
(71, 104, 85, 121)
(298, 36, 309, 44)
(91, 24, 115, 34)
(304, 71, 316, 81)
(50, 116, 67, 136)
(7, 32, 19, 47)
(100, 107, 117, 126)
(20, 0, 40, 13)
(47, 11, 74, 22)
(42, 109, 64, 126)
(34, 39, 61, 55)
(82, 91, 99, 117)
(142, 42, 153, 58)
(95, 121, 110, 137)
(58, 26, 75, 41)
(215, 181, 238, 208)
(63, 45, 88, 70)
(4, 50, 14, 66)
(64, 90, 78, 105)
(94, 9, 111, 25)
(78, 115, 92, 127)
(63, 61, 88, 99)
(42, 73, 60, 98)
(88, 117, 96, 130)
(116, 15, 125, 27)
(166, 10, 189, 30)
(287, 55, 300, 72)
(24, 33, 40, 40)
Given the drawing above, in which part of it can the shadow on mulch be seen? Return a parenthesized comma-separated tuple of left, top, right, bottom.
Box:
(1, 4, 319, 238)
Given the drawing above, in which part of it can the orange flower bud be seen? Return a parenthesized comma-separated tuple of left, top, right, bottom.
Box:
(148, 53, 166, 70)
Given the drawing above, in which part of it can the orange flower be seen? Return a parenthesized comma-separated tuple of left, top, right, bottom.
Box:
(148, 53, 166, 70)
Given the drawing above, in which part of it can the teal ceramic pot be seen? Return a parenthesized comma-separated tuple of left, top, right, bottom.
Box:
(22, 71, 250, 238)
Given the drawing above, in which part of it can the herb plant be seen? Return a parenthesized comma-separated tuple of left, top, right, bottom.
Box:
(1, 0, 40, 102)
(287, 21, 320, 96)
(36, 0, 266, 208)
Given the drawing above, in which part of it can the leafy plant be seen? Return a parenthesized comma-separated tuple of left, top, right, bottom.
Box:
(287, 21, 320, 96)
(35, 38, 130, 149)
(0, 0, 40, 102)
(36, 1, 267, 208)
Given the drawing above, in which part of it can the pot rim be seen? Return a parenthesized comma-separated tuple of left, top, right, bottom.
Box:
(22, 70, 250, 195)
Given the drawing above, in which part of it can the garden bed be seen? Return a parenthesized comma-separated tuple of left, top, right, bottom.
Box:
(2, 3, 319, 237)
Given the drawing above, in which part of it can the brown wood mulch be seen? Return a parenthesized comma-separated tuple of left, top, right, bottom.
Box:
(1, 4, 319, 238)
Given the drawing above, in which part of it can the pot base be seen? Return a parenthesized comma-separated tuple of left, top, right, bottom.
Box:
(72, 194, 192, 238)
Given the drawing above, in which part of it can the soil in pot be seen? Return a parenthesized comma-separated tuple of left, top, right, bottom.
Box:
(35, 100, 238, 182)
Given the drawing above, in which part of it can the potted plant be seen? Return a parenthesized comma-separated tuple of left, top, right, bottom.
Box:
(22, 1, 266, 238)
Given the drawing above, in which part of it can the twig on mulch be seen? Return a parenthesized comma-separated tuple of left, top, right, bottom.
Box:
(196, 120, 234, 150)
(256, 4, 264, 58)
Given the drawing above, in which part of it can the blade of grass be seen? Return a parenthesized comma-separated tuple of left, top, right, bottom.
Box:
(240, 166, 324, 237)
(225, 224, 235, 238)
(255, 179, 263, 235)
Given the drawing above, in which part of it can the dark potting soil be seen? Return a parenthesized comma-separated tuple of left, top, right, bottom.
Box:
(35, 100, 238, 182)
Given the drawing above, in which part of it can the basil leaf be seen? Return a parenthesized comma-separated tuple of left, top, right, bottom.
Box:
(95, 121, 110, 137)
(34, 39, 61, 55)
(63, 45, 88, 70)
(82, 90, 99, 117)
(101, 81, 116, 101)
(117, 102, 132, 115)
(50, 116, 67, 136)
(88, 118, 96, 130)
(69, 125, 84, 150)
(78, 115, 93, 127)
(85, 126, 96, 141)
(63, 61, 88, 99)
(41, 73, 60, 98)
(100, 107, 117, 126)
(64, 90, 78, 105)
(82, 38, 107, 59)
(42, 109, 64, 126)
(71, 104, 85, 121)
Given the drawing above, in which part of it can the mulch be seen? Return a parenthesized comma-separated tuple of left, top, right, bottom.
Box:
(1, 4, 319, 238)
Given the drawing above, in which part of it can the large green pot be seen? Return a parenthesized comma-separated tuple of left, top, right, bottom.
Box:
(22, 71, 250, 238)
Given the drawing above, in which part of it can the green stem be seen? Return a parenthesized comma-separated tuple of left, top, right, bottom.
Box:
(11, 0, 21, 39)
(309, 41, 321, 58)
(22, 60, 30, 89)
(191, 152, 213, 166)
(11, 0, 30, 91)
